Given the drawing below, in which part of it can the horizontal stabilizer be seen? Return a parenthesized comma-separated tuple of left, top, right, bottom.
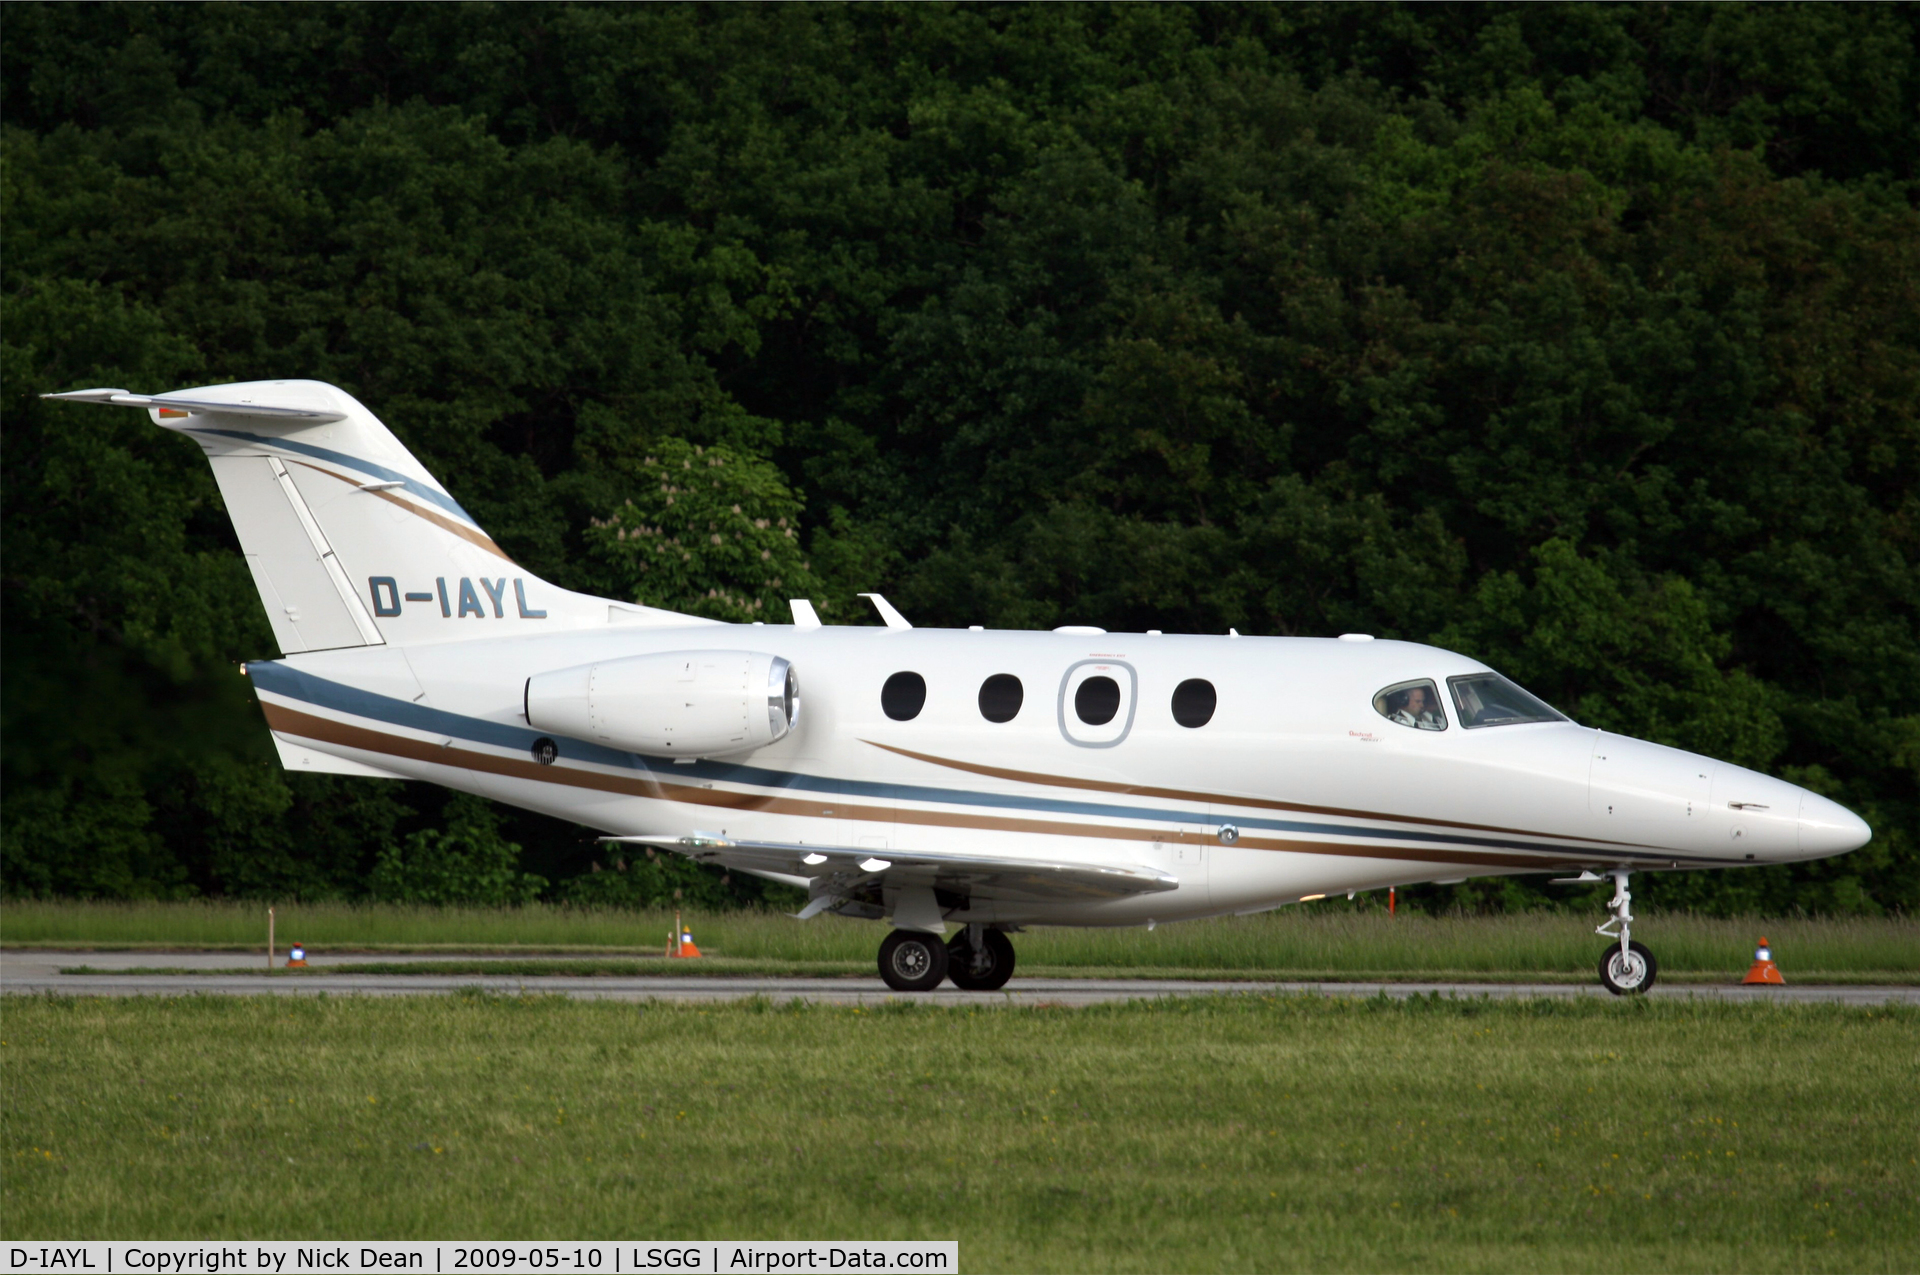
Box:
(603, 834, 1178, 904)
(42, 389, 345, 422)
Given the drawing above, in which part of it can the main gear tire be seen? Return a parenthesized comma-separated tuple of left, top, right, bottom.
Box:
(946, 928, 1016, 991)
(1599, 939, 1657, 996)
(878, 929, 949, 992)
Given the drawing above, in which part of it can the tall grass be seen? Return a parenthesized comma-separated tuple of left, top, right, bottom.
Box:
(721, 908, 1919, 975)
(4, 899, 1914, 975)
(0, 899, 675, 950)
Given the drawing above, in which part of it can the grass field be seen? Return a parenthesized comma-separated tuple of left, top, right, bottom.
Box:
(2, 994, 1915, 1272)
(5, 900, 1916, 982)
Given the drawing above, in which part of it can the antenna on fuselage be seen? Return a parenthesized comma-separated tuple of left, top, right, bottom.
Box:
(858, 593, 912, 630)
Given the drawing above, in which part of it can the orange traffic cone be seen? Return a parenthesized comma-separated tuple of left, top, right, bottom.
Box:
(1741, 936, 1784, 985)
(668, 911, 702, 959)
(286, 943, 308, 969)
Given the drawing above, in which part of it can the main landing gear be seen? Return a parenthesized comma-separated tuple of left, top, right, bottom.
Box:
(878, 929, 947, 992)
(947, 925, 1016, 991)
(1596, 870, 1658, 996)
(876, 926, 1017, 992)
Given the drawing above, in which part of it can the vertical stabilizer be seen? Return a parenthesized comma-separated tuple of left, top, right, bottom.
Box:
(43, 381, 711, 652)
(210, 451, 386, 652)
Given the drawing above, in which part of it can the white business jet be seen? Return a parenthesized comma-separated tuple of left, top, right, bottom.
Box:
(46, 381, 1873, 994)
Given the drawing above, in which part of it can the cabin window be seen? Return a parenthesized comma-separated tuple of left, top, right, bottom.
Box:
(881, 671, 927, 721)
(1171, 678, 1216, 728)
(1372, 679, 1447, 731)
(1075, 676, 1123, 726)
(978, 673, 1023, 723)
(1447, 673, 1565, 729)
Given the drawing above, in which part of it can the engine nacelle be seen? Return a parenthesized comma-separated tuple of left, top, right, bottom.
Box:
(524, 650, 798, 758)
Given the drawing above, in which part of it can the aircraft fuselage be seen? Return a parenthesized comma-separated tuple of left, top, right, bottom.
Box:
(257, 623, 1860, 927)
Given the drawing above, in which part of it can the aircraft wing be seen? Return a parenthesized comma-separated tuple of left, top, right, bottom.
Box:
(602, 834, 1179, 904)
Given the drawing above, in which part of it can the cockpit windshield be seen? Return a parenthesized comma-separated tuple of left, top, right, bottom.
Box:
(1446, 673, 1566, 728)
(1372, 679, 1447, 731)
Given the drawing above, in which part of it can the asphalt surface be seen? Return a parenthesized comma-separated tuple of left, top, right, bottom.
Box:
(4, 950, 1914, 1005)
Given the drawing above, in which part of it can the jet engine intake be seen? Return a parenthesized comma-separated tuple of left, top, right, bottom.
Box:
(525, 650, 798, 758)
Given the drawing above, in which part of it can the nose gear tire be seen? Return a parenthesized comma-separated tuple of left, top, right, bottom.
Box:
(878, 929, 950, 992)
(946, 928, 1016, 991)
(1599, 940, 1657, 996)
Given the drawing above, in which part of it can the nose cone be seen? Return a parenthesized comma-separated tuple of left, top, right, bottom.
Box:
(1799, 792, 1872, 857)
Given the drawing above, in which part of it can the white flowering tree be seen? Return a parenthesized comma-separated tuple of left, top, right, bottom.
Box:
(582, 438, 822, 623)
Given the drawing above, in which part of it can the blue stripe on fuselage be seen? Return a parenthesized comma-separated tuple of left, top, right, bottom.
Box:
(250, 661, 1656, 860)
(189, 428, 479, 527)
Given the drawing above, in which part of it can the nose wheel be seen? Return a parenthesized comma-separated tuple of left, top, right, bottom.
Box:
(1595, 871, 1657, 995)
(1600, 940, 1657, 995)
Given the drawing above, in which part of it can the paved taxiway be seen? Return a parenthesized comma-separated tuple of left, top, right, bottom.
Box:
(4, 950, 1913, 1005)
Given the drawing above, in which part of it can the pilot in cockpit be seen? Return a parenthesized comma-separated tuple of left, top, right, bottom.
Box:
(1388, 684, 1446, 731)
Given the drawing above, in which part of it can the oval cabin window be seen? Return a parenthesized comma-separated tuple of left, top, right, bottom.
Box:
(978, 673, 1023, 723)
(1171, 678, 1216, 728)
(1074, 675, 1122, 726)
(881, 671, 927, 722)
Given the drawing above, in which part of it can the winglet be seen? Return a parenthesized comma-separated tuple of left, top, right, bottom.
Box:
(790, 599, 822, 629)
(858, 593, 911, 630)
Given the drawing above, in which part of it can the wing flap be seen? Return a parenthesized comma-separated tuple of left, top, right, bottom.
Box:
(604, 834, 1178, 904)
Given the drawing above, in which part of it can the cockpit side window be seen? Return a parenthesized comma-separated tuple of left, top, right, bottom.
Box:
(1446, 672, 1566, 728)
(1372, 679, 1447, 731)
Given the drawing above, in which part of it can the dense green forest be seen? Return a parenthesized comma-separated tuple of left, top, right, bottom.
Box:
(4, 3, 1916, 915)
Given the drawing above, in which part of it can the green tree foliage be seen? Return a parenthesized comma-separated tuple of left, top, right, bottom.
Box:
(366, 796, 545, 908)
(559, 843, 771, 913)
(4, 4, 1915, 912)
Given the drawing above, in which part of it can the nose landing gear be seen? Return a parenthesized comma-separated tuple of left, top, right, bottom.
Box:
(1596, 871, 1657, 995)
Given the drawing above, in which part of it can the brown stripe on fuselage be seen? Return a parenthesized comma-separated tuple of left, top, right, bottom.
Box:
(862, 739, 1649, 851)
(261, 701, 1675, 871)
(289, 460, 514, 563)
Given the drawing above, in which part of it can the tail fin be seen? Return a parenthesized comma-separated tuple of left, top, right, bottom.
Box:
(44, 381, 708, 652)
